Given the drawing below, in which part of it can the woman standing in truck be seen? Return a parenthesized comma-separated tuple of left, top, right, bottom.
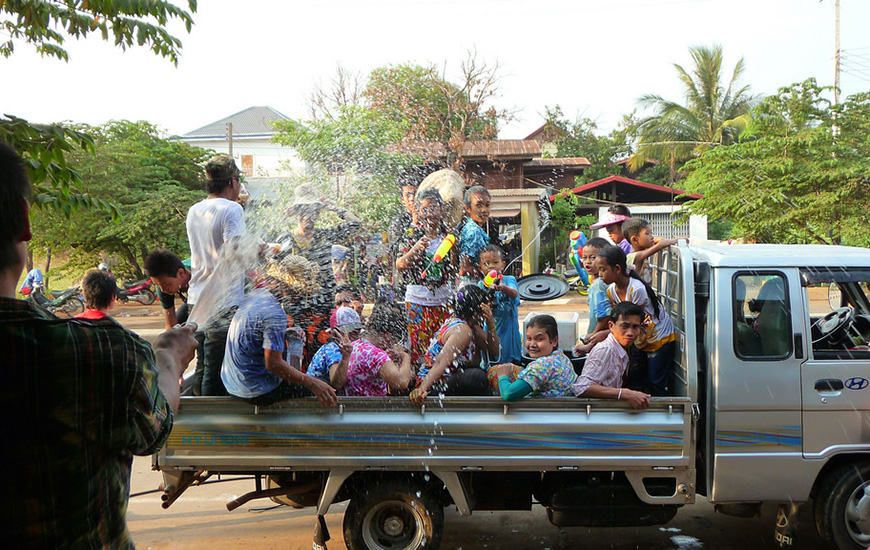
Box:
(595, 245, 676, 396)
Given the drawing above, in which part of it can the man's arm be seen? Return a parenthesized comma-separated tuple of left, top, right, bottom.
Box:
(152, 325, 199, 412)
(161, 307, 178, 331)
(264, 348, 338, 407)
(579, 384, 650, 409)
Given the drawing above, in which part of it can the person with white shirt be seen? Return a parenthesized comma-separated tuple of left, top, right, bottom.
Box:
(185, 155, 246, 395)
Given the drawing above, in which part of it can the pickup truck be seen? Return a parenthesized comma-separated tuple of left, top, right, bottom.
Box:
(154, 243, 870, 550)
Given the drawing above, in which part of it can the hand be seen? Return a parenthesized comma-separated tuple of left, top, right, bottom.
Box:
(622, 389, 651, 409)
(495, 363, 515, 379)
(410, 386, 428, 406)
(481, 303, 495, 330)
(308, 377, 338, 407)
(335, 328, 353, 356)
(154, 323, 198, 376)
(572, 342, 591, 356)
(414, 236, 430, 255)
(391, 344, 409, 359)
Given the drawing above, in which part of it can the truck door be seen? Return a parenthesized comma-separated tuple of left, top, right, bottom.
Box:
(710, 269, 808, 502)
(800, 269, 870, 458)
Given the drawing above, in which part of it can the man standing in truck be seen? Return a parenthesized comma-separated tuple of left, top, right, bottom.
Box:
(0, 142, 198, 548)
(572, 301, 651, 409)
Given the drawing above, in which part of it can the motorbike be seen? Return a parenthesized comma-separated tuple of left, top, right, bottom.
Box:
(117, 278, 157, 305)
(25, 282, 85, 318)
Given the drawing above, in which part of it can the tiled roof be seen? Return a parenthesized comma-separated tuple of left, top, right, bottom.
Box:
(549, 175, 702, 201)
(183, 106, 291, 138)
(392, 139, 541, 160)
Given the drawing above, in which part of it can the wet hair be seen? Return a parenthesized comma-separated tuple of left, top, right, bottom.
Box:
(608, 204, 631, 217)
(398, 164, 431, 187)
(366, 303, 407, 340)
(478, 243, 505, 261)
(611, 301, 644, 324)
(144, 248, 185, 278)
(596, 245, 662, 318)
(0, 142, 33, 271)
(464, 185, 490, 206)
(622, 218, 650, 242)
(454, 285, 490, 322)
(584, 237, 610, 251)
(81, 269, 117, 310)
(372, 296, 403, 316)
(527, 314, 558, 341)
(415, 187, 443, 208)
(334, 283, 359, 301)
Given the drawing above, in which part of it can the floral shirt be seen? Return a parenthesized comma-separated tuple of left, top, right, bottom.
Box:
(306, 341, 342, 383)
(343, 339, 392, 397)
(518, 349, 578, 397)
(419, 317, 478, 382)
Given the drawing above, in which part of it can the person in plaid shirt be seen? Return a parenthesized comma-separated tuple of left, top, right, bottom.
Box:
(0, 142, 198, 548)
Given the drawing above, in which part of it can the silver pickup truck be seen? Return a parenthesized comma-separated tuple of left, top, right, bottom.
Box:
(154, 243, 870, 550)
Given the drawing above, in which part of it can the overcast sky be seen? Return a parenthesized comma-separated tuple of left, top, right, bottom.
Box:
(3, 0, 869, 139)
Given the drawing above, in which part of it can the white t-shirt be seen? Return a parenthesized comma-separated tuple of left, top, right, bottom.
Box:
(186, 198, 245, 306)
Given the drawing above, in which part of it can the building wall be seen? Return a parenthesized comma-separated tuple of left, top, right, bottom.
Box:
(179, 136, 306, 177)
(462, 160, 525, 190)
(593, 204, 708, 243)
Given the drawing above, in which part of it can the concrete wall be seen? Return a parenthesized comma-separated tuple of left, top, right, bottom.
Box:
(180, 136, 305, 177)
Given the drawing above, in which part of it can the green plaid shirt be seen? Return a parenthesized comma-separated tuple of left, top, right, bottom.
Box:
(0, 298, 174, 548)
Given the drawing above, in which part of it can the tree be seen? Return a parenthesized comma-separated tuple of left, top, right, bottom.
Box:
(631, 44, 756, 181)
(29, 120, 211, 279)
(682, 79, 870, 246)
(0, 1, 196, 214)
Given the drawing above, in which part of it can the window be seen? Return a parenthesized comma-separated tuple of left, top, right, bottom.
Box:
(733, 272, 792, 359)
(801, 268, 870, 360)
(241, 155, 254, 177)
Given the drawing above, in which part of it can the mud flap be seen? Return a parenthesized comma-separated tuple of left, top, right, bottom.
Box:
(774, 503, 800, 548)
(312, 515, 330, 550)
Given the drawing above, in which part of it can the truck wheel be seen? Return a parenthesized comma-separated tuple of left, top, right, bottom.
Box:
(343, 479, 443, 550)
(815, 463, 870, 549)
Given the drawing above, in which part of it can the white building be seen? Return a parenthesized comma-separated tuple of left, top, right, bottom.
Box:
(178, 106, 305, 177)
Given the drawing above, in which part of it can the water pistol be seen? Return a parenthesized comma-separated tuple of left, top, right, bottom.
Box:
(421, 234, 456, 279)
(483, 270, 503, 288)
(569, 230, 590, 286)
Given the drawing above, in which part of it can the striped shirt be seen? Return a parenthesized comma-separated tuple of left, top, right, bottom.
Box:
(572, 333, 629, 396)
(1, 298, 174, 548)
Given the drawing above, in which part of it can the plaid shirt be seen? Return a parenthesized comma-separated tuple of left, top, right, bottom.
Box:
(0, 298, 174, 549)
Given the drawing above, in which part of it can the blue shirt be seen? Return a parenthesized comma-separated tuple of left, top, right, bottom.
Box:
(307, 342, 342, 383)
(21, 268, 43, 291)
(459, 220, 490, 268)
(221, 290, 288, 399)
(478, 275, 522, 363)
(587, 277, 611, 335)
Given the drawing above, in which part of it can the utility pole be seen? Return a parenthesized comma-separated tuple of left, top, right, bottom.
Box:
(227, 122, 233, 156)
(834, 0, 841, 106)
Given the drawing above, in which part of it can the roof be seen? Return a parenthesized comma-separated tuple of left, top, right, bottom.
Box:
(393, 139, 541, 160)
(525, 157, 591, 169)
(549, 175, 702, 201)
(182, 106, 291, 138)
(687, 244, 870, 269)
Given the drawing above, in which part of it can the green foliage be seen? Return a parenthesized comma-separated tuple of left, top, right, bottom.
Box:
(29, 120, 212, 278)
(0, 0, 196, 64)
(682, 79, 870, 246)
(272, 106, 417, 231)
(633, 44, 757, 174)
(548, 190, 596, 263)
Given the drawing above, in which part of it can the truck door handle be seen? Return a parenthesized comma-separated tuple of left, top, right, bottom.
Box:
(815, 379, 844, 392)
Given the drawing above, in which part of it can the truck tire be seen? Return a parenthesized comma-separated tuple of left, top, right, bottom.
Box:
(815, 462, 870, 549)
(343, 479, 443, 550)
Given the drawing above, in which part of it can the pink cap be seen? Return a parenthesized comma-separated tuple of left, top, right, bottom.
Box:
(589, 211, 630, 230)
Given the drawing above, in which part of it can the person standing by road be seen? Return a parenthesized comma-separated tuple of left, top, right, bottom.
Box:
(0, 141, 198, 548)
(186, 155, 246, 395)
(145, 248, 192, 330)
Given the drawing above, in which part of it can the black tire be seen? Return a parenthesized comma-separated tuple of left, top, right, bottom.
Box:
(343, 479, 443, 550)
(134, 289, 156, 306)
(815, 462, 870, 549)
(63, 296, 85, 317)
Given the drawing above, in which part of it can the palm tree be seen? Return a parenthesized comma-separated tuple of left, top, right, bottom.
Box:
(630, 44, 757, 179)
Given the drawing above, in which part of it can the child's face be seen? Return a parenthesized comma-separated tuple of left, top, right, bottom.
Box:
(401, 185, 418, 215)
(466, 192, 491, 224)
(609, 314, 644, 348)
(525, 325, 558, 358)
(595, 256, 619, 285)
(605, 223, 624, 243)
(479, 250, 505, 274)
(633, 226, 655, 249)
(581, 246, 601, 276)
(417, 198, 443, 229)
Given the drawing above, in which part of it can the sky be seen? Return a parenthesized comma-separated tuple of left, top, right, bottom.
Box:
(3, 0, 869, 139)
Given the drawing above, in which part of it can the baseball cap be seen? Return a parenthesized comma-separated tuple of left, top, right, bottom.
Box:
(335, 306, 364, 332)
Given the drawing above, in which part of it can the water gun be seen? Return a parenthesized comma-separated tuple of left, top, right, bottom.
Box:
(483, 270, 503, 288)
(569, 230, 590, 286)
(421, 234, 456, 279)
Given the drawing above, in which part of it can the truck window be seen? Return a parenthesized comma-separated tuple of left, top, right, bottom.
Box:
(807, 278, 870, 359)
(733, 273, 792, 359)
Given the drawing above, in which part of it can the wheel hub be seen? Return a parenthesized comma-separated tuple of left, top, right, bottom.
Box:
(845, 481, 870, 545)
(383, 515, 405, 537)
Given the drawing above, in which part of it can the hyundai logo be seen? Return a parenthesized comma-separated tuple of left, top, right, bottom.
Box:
(844, 377, 869, 391)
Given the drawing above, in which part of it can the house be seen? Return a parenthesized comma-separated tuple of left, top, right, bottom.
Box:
(551, 175, 708, 242)
(178, 106, 304, 177)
